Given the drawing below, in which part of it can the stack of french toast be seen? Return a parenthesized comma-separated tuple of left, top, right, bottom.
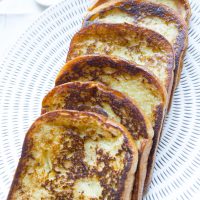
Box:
(8, 0, 191, 199)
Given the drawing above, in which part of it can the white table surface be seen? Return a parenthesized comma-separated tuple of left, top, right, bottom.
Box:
(0, 0, 47, 62)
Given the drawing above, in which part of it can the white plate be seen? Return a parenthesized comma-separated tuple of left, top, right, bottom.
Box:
(35, 0, 63, 7)
(0, 0, 200, 199)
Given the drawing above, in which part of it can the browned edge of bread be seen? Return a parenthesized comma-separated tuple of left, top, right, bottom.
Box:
(7, 110, 138, 200)
(66, 23, 174, 97)
(42, 81, 153, 140)
(88, 0, 191, 24)
(55, 55, 167, 193)
(42, 81, 154, 200)
(84, 0, 188, 89)
(56, 55, 167, 122)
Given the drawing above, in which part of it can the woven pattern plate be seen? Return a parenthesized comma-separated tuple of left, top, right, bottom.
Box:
(0, 0, 200, 199)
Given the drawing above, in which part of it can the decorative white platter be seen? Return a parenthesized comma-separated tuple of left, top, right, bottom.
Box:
(0, 0, 200, 199)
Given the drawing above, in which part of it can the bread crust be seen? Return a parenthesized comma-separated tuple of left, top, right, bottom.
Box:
(42, 81, 153, 139)
(89, 0, 191, 24)
(7, 110, 138, 200)
(42, 81, 153, 200)
(84, 1, 188, 88)
(56, 55, 167, 121)
(132, 138, 152, 199)
(67, 23, 174, 96)
(55, 55, 167, 196)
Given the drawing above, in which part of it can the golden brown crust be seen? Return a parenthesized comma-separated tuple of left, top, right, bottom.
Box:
(89, 0, 191, 24)
(42, 81, 154, 200)
(56, 55, 167, 122)
(181, 0, 191, 24)
(84, 1, 188, 88)
(143, 103, 164, 193)
(8, 110, 138, 200)
(132, 139, 152, 200)
(66, 23, 174, 95)
(42, 81, 153, 140)
(56, 55, 167, 103)
(55, 55, 167, 197)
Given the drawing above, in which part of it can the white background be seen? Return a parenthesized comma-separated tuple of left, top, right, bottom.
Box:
(0, 0, 47, 61)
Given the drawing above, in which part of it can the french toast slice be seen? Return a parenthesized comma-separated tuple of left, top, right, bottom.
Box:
(42, 81, 154, 200)
(66, 23, 174, 96)
(8, 110, 138, 200)
(89, 0, 191, 24)
(55, 55, 167, 191)
(84, 1, 188, 88)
